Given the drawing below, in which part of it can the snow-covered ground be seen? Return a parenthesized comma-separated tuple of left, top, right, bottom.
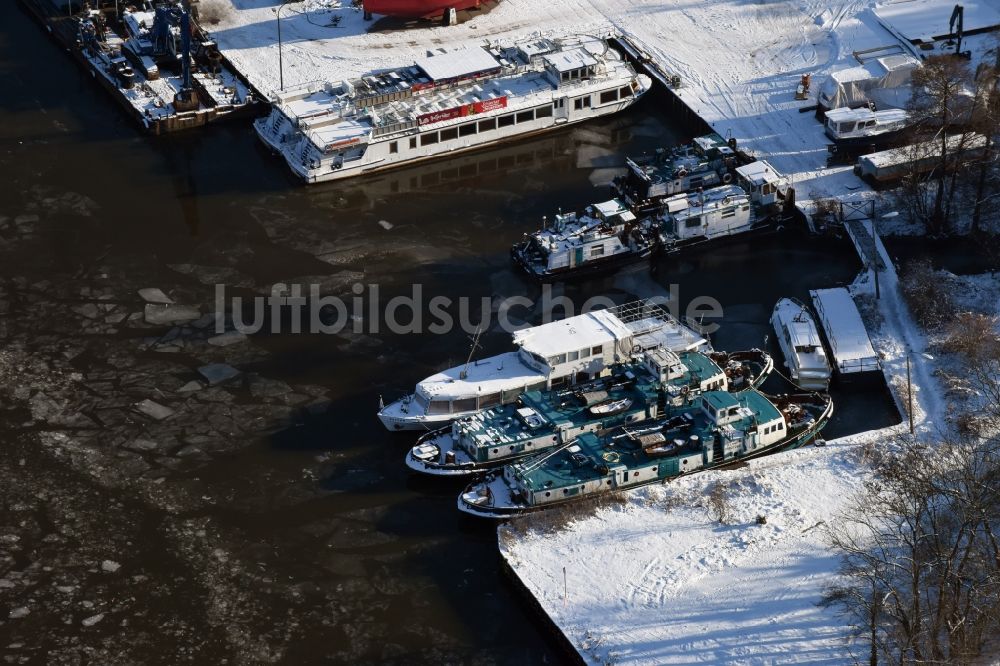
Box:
(499, 443, 874, 665)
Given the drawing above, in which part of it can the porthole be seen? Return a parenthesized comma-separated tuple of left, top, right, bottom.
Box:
(545, 491, 551, 497)
(493, 448, 499, 454)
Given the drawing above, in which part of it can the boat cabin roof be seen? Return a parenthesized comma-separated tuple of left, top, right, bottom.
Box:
(592, 199, 635, 221)
(663, 184, 748, 216)
(306, 117, 371, 153)
(516, 38, 559, 61)
(860, 132, 987, 168)
(514, 309, 633, 359)
(735, 160, 782, 187)
(543, 47, 599, 73)
(415, 46, 502, 82)
(702, 391, 740, 412)
(692, 134, 734, 156)
(824, 106, 907, 125)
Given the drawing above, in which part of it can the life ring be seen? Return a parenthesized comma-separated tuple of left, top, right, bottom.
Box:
(680, 385, 690, 395)
(677, 168, 688, 178)
(602, 451, 621, 463)
(722, 172, 733, 184)
(722, 197, 731, 205)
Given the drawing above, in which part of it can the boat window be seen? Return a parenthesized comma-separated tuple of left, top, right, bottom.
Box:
(721, 209, 736, 218)
(427, 399, 450, 415)
(478, 118, 497, 132)
(414, 393, 429, 410)
(591, 244, 605, 256)
(551, 375, 568, 388)
(778, 421, 784, 430)
(516, 110, 534, 123)
(864, 120, 875, 128)
(838, 121, 856, 133)
(503, 386, 525, 402)
(480, 392, 502, 409)
(567, 350, 579, 362)
(389, 141, 398, 154)
(459, 123, 477, 137)
(592, 345, 602, 356)
(600, 90, 618, 104)
(551, 353, 567, 365)
(520, 348, 548, 370)
(409, 137, 417, 149)
(619, 86, 632, 98)
(536, 105, 553, 118)
(421, 133, 439, 146)
(498, 114, 515, 128)
(579, 348, 590, 359)
(685, 216, 701, 228)
(574, 96, 592, 110)
(452, 397, 477, 413)
(440, 127, 459, 141)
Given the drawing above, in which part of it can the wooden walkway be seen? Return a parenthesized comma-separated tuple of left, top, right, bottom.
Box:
(844, 218, 887, 271)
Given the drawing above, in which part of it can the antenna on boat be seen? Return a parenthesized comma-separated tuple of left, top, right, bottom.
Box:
(460, 325, 484, 380)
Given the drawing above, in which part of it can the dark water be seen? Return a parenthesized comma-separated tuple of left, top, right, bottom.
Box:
(2, 3, 898, 663)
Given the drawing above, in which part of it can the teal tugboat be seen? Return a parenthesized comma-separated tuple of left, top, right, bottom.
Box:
(406, 349, 772, 477)
(457, 389, 832, 518)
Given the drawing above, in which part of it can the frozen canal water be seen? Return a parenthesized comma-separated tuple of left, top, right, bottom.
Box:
(0, 3, 896, 663)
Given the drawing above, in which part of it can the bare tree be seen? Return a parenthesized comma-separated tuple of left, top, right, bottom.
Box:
(907, 56, 983, 234)
(823, 436, 1000, 665)
(708, 481, 730, 524)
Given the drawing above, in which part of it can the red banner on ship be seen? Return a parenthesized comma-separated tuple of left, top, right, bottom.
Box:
(417, 96, 508, 126)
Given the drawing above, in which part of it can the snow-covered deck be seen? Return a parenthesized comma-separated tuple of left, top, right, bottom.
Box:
(810, 287, 880, 374)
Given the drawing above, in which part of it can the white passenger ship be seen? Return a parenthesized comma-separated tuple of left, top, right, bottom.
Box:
(377, 301, 708, 431)
(255, 36, 650, 183)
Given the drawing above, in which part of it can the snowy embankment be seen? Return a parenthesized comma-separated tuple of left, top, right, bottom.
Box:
(499, 445, 868, 665)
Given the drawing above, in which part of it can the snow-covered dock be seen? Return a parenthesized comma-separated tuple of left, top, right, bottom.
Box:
(810, 287, 880, 375)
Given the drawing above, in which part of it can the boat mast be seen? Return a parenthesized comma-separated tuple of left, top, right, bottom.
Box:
(459, 325, 484, 380)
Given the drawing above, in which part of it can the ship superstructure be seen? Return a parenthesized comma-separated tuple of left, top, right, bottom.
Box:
(255, 36, 649, 183)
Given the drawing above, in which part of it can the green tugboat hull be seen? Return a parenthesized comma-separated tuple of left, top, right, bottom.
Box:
(458, 392, 832, 519)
